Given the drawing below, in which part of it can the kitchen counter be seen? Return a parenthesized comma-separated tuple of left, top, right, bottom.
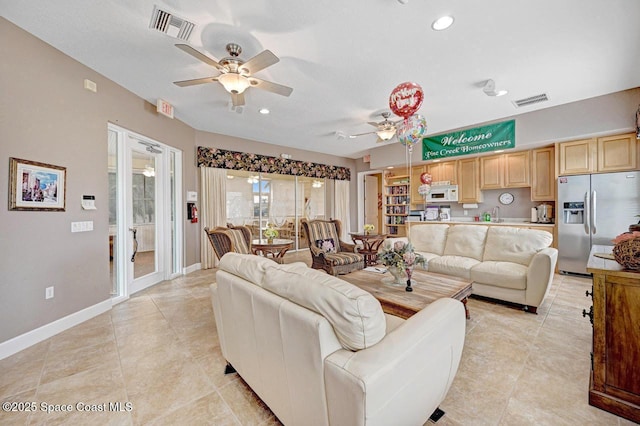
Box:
(407, 218, 555, 227)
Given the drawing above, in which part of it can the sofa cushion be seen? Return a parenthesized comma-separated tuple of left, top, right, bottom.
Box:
(443, 225, 488, 261)
(410, 224, 449, 255)
(483, 227, 553, 265)
(263, 262, 386, 351)
(471, 261, 528, 290)
(427, 255, 480, 280)
(219, 252, 276, 286)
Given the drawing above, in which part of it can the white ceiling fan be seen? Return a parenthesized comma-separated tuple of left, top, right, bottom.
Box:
(349, 112, 402, 143)
(173, 43, 293, 107)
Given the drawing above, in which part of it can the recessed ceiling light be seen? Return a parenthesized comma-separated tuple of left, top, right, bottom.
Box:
(432, 15, 454, 31)
(259, 108, 270, 114)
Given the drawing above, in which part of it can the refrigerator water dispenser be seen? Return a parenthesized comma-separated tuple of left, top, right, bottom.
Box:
(562, 202, 584, 224)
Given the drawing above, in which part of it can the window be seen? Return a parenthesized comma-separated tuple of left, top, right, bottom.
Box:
(132, 173, 155, 224)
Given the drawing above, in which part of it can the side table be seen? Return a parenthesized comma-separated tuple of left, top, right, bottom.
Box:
(349, 232, 388, 267)
(251, 238, 294, 264)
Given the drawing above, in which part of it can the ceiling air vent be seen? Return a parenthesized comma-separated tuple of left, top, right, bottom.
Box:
(149, 6, 195, 41)
(512, 93, 549, 108)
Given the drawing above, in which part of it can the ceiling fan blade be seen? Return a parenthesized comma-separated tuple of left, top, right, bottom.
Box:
(240, 50, 279, 75)
(350, 131, 377, 138)
(173, 76, 219, 87)
(175, 44, 225, 71)
(231, 92, 245, 107)
(249, 77, 293, 97)
(367, 121, 380, 127)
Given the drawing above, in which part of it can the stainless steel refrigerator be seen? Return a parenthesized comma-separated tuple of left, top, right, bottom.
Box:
(557, 171, 640, 275)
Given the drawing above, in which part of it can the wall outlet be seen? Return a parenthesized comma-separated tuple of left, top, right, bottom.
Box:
(45, 286, 54, 299)
(463, 210, 468, 216)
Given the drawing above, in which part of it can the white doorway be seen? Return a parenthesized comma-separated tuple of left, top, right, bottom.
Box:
(364, 175, 380, 231)
(108, 124, 183, 304)
(357, 170, 383, 233)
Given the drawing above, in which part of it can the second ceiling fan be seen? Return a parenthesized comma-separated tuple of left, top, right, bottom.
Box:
(173, 43, 293, 107)
(350, 112, 401, 143)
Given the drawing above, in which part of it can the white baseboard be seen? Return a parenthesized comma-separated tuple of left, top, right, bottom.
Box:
(183, 262, 201, 275)
(0, 299, 112, 361)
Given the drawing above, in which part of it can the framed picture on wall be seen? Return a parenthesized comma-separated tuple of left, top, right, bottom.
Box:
(8, 157, 66, 211)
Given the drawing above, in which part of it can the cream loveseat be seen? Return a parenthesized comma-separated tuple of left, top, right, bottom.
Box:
(210, 253, 466, 426)
(390, 224, 557, 313)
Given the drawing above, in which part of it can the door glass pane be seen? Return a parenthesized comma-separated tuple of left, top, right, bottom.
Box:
(108, 130, 118, 295)
(132, 150, 156, 279)
(170, 151, 178, 275)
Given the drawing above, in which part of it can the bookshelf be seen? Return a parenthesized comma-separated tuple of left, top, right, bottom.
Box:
(383, 172, 409, 236)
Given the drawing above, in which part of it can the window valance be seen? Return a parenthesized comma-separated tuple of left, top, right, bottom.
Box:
(197, 146, 351, 181)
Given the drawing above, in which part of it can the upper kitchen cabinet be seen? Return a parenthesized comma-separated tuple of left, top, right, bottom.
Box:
(457, 158, 483, 203)
(410, 165, 426, 206)
(596, 133, 637, 172)
(480, 151, 530, 189)
(479, 155, 502, 189)
(426, 161, 457, 185)
(531, 146, 555, 201)
(558, 133, 637, 175)
(558, 138, 597, 175)
(504, 151, 531, 187)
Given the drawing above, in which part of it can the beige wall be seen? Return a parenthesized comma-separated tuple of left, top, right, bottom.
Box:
(0, 18, 357, 346)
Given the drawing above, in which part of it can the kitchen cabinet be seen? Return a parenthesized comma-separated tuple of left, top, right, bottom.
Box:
(558, 133, 637, 175)
(531, 146, 555, 201)
(457, 158, 482, 203)
(480, 152, 531, 189)
(426, 161, 457, 185)
(410, 165, 426, 206)
(383, 172, 409, 236)
(586, 246, 640, 423)
(558, 138, 594, 175)
(504, 151, 530, 187)
(597, 133, 637, 172)
(479, 155, 502, 189)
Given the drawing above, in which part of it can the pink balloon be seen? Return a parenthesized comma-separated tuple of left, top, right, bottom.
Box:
(389, 82, 424, 119)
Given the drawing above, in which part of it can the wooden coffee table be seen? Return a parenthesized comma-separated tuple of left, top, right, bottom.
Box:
(340, 268, 472, 320)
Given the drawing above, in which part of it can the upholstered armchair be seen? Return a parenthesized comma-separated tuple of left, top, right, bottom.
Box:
(204, 225, 252, 260)
(300, 218, 364, 275)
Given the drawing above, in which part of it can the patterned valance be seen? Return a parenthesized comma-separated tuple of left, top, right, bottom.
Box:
(197, 146, 351, 181)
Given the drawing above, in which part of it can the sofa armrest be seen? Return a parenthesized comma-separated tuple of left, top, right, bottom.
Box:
(525, 247, 558, 307)
(324, 298, 465, 426)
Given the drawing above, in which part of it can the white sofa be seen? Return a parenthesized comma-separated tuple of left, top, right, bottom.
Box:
(210, 253, 466, 426)
(390, 224, 558, 313)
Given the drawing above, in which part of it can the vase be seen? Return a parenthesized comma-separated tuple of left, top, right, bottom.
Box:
(383, 265, 406, 286)
(267, 238, 274, 244)
(405, 266, 414, 292)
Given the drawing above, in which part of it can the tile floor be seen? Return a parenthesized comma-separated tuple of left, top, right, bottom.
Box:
(0, 251, 635, 425)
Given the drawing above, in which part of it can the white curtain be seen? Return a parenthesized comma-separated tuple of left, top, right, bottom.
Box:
(334, 179, 350, 240)
(200, 167, 227, 269)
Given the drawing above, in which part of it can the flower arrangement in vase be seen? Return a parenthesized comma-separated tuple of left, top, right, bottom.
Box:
(378, 241, 426, 291)
(363, 223, 375, 234)
(263, 225, 279, 243)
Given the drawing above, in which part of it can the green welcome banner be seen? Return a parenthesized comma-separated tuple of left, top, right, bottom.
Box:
(422, 120, 515, 160)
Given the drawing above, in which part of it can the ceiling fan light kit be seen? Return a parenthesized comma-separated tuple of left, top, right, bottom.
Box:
(173, 42, 292, 107)
(218, 72, 250, 94)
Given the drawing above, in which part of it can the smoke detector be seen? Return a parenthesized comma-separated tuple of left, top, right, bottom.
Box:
(149, 6, 195, 41)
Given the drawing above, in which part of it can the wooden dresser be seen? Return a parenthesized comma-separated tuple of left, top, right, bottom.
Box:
(586, 245, 640, 423)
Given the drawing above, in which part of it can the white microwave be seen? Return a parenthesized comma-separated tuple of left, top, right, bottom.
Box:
(425, 185, 458, 202)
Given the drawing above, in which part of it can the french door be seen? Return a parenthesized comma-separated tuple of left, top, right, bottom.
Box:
(108, 124, 182, 303)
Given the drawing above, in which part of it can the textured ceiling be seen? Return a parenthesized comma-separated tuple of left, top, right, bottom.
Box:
(2, 0, 639, 159)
